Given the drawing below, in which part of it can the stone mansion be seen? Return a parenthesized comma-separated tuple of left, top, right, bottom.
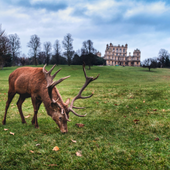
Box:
(103, 43, 141, 66)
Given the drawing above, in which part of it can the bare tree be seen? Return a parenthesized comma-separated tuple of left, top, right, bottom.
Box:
(0, 24, 5, 37)
(81, 39, 97, 69)
(27, 34, 41, 66)
(158, 49, 170, 68)
(8, 33, 21, 66)
(0, 36, 11, 55)
(62, 33, 74, 66)
(38, 51, 46, 65)
(0, 32, 11, 69)
(44, 41, 52, 66)
(142, 58, 157, 71)
(53, 39, 61, 66)
(19, 53, 26, 66)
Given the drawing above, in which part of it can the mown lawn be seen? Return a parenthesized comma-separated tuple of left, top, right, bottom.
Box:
(1, 65, 170, 169)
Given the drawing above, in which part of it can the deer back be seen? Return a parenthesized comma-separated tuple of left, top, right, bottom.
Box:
(9, 67, 46, 95)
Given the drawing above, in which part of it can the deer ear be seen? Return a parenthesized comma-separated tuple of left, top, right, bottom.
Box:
(65, 98, 70, 106)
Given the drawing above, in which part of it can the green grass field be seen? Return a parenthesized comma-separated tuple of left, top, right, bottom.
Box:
(1, 65, 170, 169)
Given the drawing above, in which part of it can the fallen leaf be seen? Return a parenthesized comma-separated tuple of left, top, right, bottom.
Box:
(10, 132, 14, 135)
(49, 164, 57, 167)
(30, 150, 34, 153)
(104, 101, 107, 103)
(143, 100, 145, 103)
(124, 116, 126, 118)
(34, 139, 37, 141)
(130, 96, 133, 99)
(96, 102, 99, 105)
(36, 144, 40, 146)
(133, 119, 139, 124)
(71, 139, 77, 143)
(25, 114, 31, 118)
(4, 128, 8, 131)
(126, 105, 129, 108)
(136, 107, 138, 109)
(163, 109, 165, 112)
(76, 151, 82, 157)
(154, 138, 159, 141)
(153, 109, 157, 111)
(75, 123, 85, 127)
(114, 104, 118, 106)
(52, 146, 59, 151)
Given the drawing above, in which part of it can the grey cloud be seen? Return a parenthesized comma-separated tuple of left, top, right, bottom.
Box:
(2, 0, 68, 11)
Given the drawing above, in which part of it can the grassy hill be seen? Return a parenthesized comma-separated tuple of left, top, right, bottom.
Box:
(1, 65, 170, 169)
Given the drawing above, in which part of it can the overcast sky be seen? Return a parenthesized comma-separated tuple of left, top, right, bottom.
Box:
(0, 0, 170, 61)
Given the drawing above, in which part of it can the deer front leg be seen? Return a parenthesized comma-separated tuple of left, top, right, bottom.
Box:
(31, 97, 41, 128)
(2, 91, 16, 125)
(17, 95, 26, 124)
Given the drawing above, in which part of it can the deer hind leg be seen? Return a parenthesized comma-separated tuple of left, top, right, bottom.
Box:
(17, 95, 26, 124)
(31, 97, 42, 128)
(2, 91, 16, 125)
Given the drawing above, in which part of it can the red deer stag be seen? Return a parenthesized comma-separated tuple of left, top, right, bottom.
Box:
(2, 64, 99, 133)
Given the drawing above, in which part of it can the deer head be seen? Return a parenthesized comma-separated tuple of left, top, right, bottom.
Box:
(43, 64, 99, 133)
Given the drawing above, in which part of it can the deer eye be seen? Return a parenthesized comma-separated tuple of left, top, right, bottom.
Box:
(59, 117, 62, 120)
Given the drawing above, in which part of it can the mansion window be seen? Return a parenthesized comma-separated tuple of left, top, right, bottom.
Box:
(123, 49, 125, 52)
(116, 53, 118, 56)
(116, 48, 118, 52)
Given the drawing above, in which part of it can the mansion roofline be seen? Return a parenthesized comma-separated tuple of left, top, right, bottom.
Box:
(103, 43, 141, 66)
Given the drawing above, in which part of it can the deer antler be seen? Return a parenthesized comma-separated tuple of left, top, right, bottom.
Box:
(43, 64, 70, 102)
(68, 63, 99, 117)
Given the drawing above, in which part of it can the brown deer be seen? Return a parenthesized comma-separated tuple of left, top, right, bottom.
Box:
(2, 64, 99, 133)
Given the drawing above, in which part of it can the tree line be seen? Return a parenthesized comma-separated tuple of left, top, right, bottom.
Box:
(0, 25, 105, 69)
(141, 49, 170, 71)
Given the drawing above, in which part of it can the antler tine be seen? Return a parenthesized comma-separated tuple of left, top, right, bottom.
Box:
(52, 68, 62, 80)
(83, 62, 87, 78)
(50, 76, 70, 88)
(69, 108, 87, 117)
(68, 63, 99, 117)
(93, 74, 100, 81)
(43, 64, 47, 73)
(73, 106, 85, 109)
(48, 64, 56, 75)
